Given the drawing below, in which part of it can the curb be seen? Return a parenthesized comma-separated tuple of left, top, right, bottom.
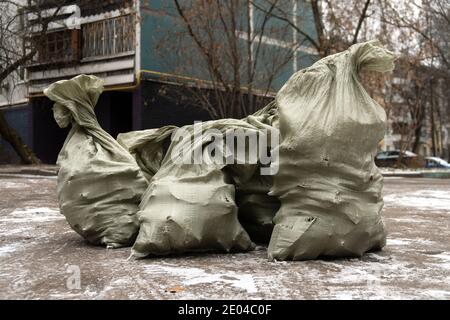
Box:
(0, 166, 58, 176)
(382, 171, 450, 179)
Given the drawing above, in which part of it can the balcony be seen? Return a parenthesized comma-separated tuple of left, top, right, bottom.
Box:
(26, 12, 137, 94)
(82, 14, 135, 60)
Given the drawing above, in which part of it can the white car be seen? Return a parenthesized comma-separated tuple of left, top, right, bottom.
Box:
(425, 157, 450, 169)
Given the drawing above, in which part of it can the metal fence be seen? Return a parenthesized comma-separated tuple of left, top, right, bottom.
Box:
(82, 14, 135, 59)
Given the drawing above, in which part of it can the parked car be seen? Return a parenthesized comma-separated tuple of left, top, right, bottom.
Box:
(425, 157, 450, 169)
(375, 150, 425, 168)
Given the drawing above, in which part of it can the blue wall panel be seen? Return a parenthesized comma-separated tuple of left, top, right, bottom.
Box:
(140, 0, 318, 91)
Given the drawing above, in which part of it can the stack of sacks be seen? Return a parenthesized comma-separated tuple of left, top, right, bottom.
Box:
(268, 40, 396, 260)
(44, 75, 148, 248)
(131, 119, 261, 257)
(46, 40, 395, 262)
(131, 101, 281, 256)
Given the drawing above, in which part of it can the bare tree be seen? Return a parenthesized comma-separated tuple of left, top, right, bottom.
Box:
(377, 0, 449, 160)
(251, 0, 375, 57)
(254, 0, 449, 160)
(0, 0, 68, 164)
(157, 0, 299, 119)
(378, 0, 449, 69)
(164, 0, 388, 119)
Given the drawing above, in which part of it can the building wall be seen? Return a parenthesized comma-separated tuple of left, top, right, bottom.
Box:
(139, 0, 318, 91)
(0, 1, 139, 163)
(135, 0, 319, 134)
(26, 1, 137, 94)
(138, 81, 211, 129)
(2, 0, 320, 164)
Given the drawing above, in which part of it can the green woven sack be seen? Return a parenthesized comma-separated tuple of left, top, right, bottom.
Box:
(45, 75, 148, 248)
(268, 40, 396, 260)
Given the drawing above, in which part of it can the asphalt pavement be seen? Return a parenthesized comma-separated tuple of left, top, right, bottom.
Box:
(0, 169, 449, 299)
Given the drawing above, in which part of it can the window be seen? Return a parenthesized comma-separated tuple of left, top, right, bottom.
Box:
(34, 29, 80, 64)
(82, 15, 135, 59)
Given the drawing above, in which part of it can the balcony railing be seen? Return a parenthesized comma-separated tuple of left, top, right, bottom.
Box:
(82, 14, 135, 59)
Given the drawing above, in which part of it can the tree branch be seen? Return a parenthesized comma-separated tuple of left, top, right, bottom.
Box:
(352, 0, 371, 44)
(250, 0, 321, 54)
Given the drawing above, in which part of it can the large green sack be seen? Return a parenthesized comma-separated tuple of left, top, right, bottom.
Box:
(44, 75, 148, 248)
(268, 40, 396, 260)
(235, 172, 280, 244)
(131, 119, 261, 257)
(229, 101, 280, 244)
(117, 126, 177, 181)
(131, 101, 281, 257)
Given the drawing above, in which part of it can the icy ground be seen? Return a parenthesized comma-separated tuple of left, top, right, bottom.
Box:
(0, 172, 449, 299)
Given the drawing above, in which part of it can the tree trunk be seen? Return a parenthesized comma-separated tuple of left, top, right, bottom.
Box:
(411, 89, 426, 154)
(0, 109, 40, 164)
(412, 123, 422, 154)
(430, 80, 437, 156)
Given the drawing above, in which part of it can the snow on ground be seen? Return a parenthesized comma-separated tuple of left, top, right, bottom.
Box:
(144, 264, 258, 294)
(0, 174, 449, 299)
(384, 190, 450, 211)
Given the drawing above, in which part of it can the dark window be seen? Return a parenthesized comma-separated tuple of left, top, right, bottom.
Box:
(34, 29, 80, 64)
